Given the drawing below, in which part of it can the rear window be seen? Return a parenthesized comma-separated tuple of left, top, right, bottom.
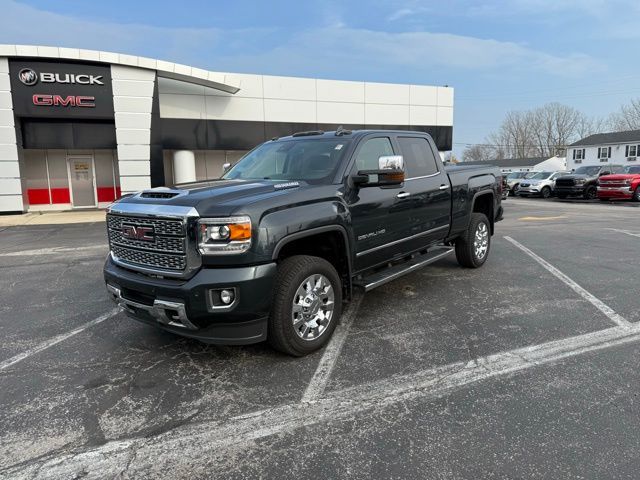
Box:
(397, 137, 439, 178)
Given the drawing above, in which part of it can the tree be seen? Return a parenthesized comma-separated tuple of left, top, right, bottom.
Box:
(609, 98, 640, 131)
(462, 144, 494, 162)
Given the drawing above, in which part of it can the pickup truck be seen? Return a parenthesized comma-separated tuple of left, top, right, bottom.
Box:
(104, 129, 503, 356)
(555, 164, 625, 199)
(597, 165, 640, 201)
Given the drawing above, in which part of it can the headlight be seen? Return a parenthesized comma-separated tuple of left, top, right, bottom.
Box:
(198, 216, 251, 255)
(575, 179, 586, 185)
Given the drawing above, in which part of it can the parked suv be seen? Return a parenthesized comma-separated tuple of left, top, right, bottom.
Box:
(517, 171, 569, 198)
(597, 165, 640, 201)
(104, 129, 503, 356)
(505, 171, 530, 196)
(555, 165, 625, 199)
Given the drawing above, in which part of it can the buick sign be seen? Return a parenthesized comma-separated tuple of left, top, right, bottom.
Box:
(18, 68, 38, 86)
(18, 69, 103, 86)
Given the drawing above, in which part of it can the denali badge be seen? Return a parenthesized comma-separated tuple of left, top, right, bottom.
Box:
(121, 224, 155, 242)
(18, 68, 38, 86)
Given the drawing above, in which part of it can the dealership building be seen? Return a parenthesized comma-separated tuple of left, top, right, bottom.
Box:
(0, 44, 454, 213)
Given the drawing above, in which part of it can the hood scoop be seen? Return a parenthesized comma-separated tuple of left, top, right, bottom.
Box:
(139, 188, 185, 199)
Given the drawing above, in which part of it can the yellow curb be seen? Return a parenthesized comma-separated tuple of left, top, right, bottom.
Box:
(518, 215, 567, 221)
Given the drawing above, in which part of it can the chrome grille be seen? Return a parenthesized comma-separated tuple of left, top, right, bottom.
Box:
(107, 214, 183, 236)
(111, 245, 186, 271)
(107, 213, 187, 273)
(108, 229, 185, 253)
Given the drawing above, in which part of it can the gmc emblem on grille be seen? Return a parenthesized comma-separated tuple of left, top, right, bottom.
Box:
(121, 224, 155, 242)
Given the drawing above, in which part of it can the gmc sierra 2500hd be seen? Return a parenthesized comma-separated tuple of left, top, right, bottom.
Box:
(104, 129, 503, 356)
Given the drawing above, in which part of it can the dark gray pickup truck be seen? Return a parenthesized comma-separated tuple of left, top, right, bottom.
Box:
(104, 129, 503, 356)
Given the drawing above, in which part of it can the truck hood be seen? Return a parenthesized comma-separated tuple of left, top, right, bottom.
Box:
(599, 174, 640, 181)
(113, 179, 309, 216)
(557, 174, 593, 181)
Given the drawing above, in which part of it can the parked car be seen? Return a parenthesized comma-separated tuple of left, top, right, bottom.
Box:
(517, 171, 570, 198)
(104, 129, 503, 356)
(505, 171, 530, 195)
(555, 165, 625, 200)
(597, 165, 640, 202)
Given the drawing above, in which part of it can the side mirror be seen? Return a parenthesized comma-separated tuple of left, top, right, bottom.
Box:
(222, 162, 232, 174)
(600, 171, 609, 176)
(353, 155, 405, 187)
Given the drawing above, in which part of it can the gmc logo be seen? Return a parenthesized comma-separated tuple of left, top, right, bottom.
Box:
(121, 224, 155, 242)
(32, 94, 95, 107)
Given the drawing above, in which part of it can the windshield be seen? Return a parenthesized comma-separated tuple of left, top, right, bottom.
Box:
(507, 172, 527, 179)
(531, 172, 553, 180)
(222, 138, 349, 184)
(573, 166, 601, 175)
(524, 172, 538, 179)
(624, 166, 640, 174)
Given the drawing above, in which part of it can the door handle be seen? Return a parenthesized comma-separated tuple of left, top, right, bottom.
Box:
(396, 192, 411, 199)
(439, 184, 450, 190)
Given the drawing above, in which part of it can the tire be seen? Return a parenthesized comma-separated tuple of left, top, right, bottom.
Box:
(634, 187, 640, 202)
(541, 186, 551, 199)
(268, 255, 342, 356)
(584, 185, 597, 200)
(455, 213, 491, 269)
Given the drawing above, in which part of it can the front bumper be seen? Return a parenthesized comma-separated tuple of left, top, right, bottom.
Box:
(517, 186, 541, 196)
(104, 254, 277, 345)
(555, 186, 585, 196)
(597, 186, 634, 199)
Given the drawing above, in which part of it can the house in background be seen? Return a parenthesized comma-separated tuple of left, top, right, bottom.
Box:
(567, 129, 640, 170)
(461, 156, 566, 173)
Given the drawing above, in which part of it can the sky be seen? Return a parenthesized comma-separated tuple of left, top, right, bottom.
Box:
(2, 0, 640, 155)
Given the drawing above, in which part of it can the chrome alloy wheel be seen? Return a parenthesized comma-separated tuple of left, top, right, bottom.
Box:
(292, 274, 335, 341)
(474, 222, 489, 260)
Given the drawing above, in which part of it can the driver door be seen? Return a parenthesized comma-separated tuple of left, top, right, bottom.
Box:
(345, 135, 411, 272)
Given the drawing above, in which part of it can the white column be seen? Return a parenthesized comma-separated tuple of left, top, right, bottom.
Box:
(0, 57, 24, 212)
(111, 65, 156, 195)
(173, 150, 196, 184)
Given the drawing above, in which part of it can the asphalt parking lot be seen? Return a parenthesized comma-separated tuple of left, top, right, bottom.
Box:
(1, 198, 639, 479)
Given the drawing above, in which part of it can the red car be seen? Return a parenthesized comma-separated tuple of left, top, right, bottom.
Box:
(597, 165, 640, 201)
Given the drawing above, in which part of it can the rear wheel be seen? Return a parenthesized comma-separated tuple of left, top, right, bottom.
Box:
(541, 186, 551, 198)
(584, 185, 597, 200)
(268, 255, 342, 356)
(455, 213, 491, 268)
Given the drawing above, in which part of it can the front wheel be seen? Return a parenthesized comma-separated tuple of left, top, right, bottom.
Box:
(541, 186, 551, 199)
(268, 255, 342, 356)
(634, 187, 640, 202)
(584, 185, 597, 200)
(455, 213, 491, 268)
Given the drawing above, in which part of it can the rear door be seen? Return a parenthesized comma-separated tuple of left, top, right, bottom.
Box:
(393, 135, 452, 249)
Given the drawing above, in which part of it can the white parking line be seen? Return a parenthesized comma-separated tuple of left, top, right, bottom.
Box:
(0, 308, 121, 371)
(7, 321, 640, 478)
(607, 228, 640, 238)
(0, 245, 107, 257)
(301, 291, 364, 402)
(504, 236, 631, 328)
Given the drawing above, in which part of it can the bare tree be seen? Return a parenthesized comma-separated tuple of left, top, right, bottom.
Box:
(609, 98, 640, 131)
(462, 144, 494, 162)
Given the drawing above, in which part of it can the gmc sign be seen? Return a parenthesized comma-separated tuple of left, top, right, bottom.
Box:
(9, 60, 113, 119)
(32, 94, 96, 107)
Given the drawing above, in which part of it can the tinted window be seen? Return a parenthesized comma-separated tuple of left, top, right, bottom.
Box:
(354, 137, 394, 171)
(223, 138, 347, 185)
(397, 137, 439, 178)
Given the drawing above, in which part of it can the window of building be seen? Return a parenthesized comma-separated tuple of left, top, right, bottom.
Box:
(397, 137, 439, 178)
(597, 146, 611, 161)
(572, 148, 585, 163)
(625, 145, 638, 158)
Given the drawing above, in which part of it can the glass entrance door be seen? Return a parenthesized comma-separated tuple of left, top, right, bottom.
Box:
(67, 156, 97, 208)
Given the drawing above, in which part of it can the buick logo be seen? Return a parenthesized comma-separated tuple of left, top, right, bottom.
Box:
(121, 224, 155, 242)
(18, 68, 38, 86)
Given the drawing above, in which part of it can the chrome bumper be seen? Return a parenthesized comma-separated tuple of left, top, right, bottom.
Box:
(106, 283, 197, 330)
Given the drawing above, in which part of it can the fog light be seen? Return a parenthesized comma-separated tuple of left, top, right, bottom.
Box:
(220, 289, 235, 305)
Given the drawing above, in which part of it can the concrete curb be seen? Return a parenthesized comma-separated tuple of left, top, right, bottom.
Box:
(0, 210, 106, 227)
